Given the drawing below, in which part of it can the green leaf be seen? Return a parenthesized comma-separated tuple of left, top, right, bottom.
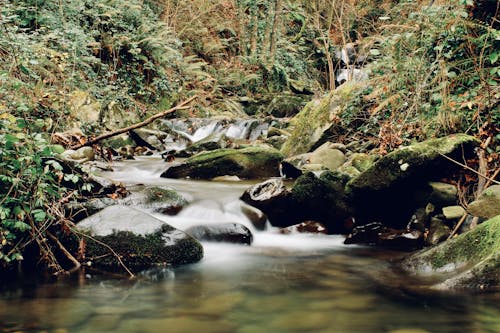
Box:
(32, 209, 47, 222)
(13, 221, 31, 232)
(490, 52, 499, 65)
(4, 134, 19, 144)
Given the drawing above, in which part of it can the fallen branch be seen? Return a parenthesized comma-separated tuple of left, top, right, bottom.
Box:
(448, 213, 468, 240)
(46, 231, 81, 272)
(71, 95, 198, 149)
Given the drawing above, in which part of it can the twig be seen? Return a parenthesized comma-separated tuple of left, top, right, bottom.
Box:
(71, 95, 198, 149)
(46, 231, 81, 271)
(448, 214, 468, 240)
(437, 152, 500, 185)
(483, 167, 500, 190)
(72, 228, 135, 278)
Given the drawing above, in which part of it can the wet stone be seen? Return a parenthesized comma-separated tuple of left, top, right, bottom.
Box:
(186, 223, 253, 245)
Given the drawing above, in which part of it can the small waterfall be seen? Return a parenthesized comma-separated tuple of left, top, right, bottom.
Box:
(161, 118, 270, 146)
(189, 121, 223, 142)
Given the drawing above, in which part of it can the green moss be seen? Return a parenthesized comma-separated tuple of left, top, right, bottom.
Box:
(162, 147, 283, 179)
(402, 216, 500, 290)
(144, 187, 188, 206)
(347, 134, 479, 192)
(428, 216, 499, 269)
(281, 83, 360, 157)
(86, 224, 203, 271)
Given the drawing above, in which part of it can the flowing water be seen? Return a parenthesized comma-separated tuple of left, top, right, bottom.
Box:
(0, 157, 498, 333)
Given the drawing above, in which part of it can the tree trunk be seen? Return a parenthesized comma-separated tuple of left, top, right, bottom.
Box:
(269, 0, 282, 64)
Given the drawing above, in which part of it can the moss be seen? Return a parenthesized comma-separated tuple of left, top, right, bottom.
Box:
(402, 215, 500, 290)
(428, 216, 499, 269)
(144, 186, 188, 205)
(162, 147, 283, 179)
(86, 224, 203, 271)
(281, 83, 360, 157)
(347, 134, 479, 192)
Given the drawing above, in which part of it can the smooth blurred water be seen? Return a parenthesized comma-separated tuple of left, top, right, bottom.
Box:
(0, 157, 498, 333)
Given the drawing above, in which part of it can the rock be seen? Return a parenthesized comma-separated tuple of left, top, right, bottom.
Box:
(161, 147, 283, 179)
(130, 128, 168, 150)
(442, 205, 466, 220)
(378, 229, 424, 250)
(344, 222, 385, 245)
(281, 142, 346, 178)
(400, 215, 500, 290)
(281, 85, 359, 157)
(467, 185, 500, 219)
(428, 182, 458, 206)
(61, 147, 95, 162)
(279, 221, 328, 234)
(212, 175, 241, 182)
(291, 171, 353, 233)
(186, 223, 253, 245)
(345, 222, 424, 251)
(346, 134, 479, 228)
(336, 68, 370, 85)
(240, 178, 295, 228)
(173, 135, 226, 158)
(142, 186, 189, 215)
(426, 217, 451, 246)
(346, 153, 376, 173)
(77, 206, 203, 271)
(406, 207, 429, 232)
(240, 203, 267, 230)
(265, 135, 287, 150)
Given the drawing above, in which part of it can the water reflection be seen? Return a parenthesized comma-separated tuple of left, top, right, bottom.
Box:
(0, 243, 498, 333)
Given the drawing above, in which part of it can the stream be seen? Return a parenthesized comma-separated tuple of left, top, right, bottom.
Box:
(0, 156, 498, 333)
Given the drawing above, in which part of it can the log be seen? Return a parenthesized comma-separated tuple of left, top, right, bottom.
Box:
(71, 95, 198, 149)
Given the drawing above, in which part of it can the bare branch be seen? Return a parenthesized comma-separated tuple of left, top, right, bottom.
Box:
(71, 95, 198, 150)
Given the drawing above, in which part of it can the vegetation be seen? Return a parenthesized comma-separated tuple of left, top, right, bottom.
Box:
(0, 0, 498, 273)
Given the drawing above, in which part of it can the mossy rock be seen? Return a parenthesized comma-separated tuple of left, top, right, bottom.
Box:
(401, 215, 500, 291)
(467, 185, 500, 219)
(282, 142, 346, 178)
(77, 206, 203, 272)
(139, 186, 189, 214)
(346, 134, 479, 228)
(161, 147, 283, 179)
(290, 171, 353, 233)
(281, 83, 359, 157)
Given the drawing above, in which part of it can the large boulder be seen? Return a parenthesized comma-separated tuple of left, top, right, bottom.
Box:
(400, 215, 500, 291)
(186, 223, 253, 245)
(281, 84, 359, 157)
(346, 134, 479, 228)
(242, 172, 354, 232)
(161, 147, 283, 179)
(290, 171, 353, 233)
(77, 206, 203, 271)
(467, 185, 500, 219)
